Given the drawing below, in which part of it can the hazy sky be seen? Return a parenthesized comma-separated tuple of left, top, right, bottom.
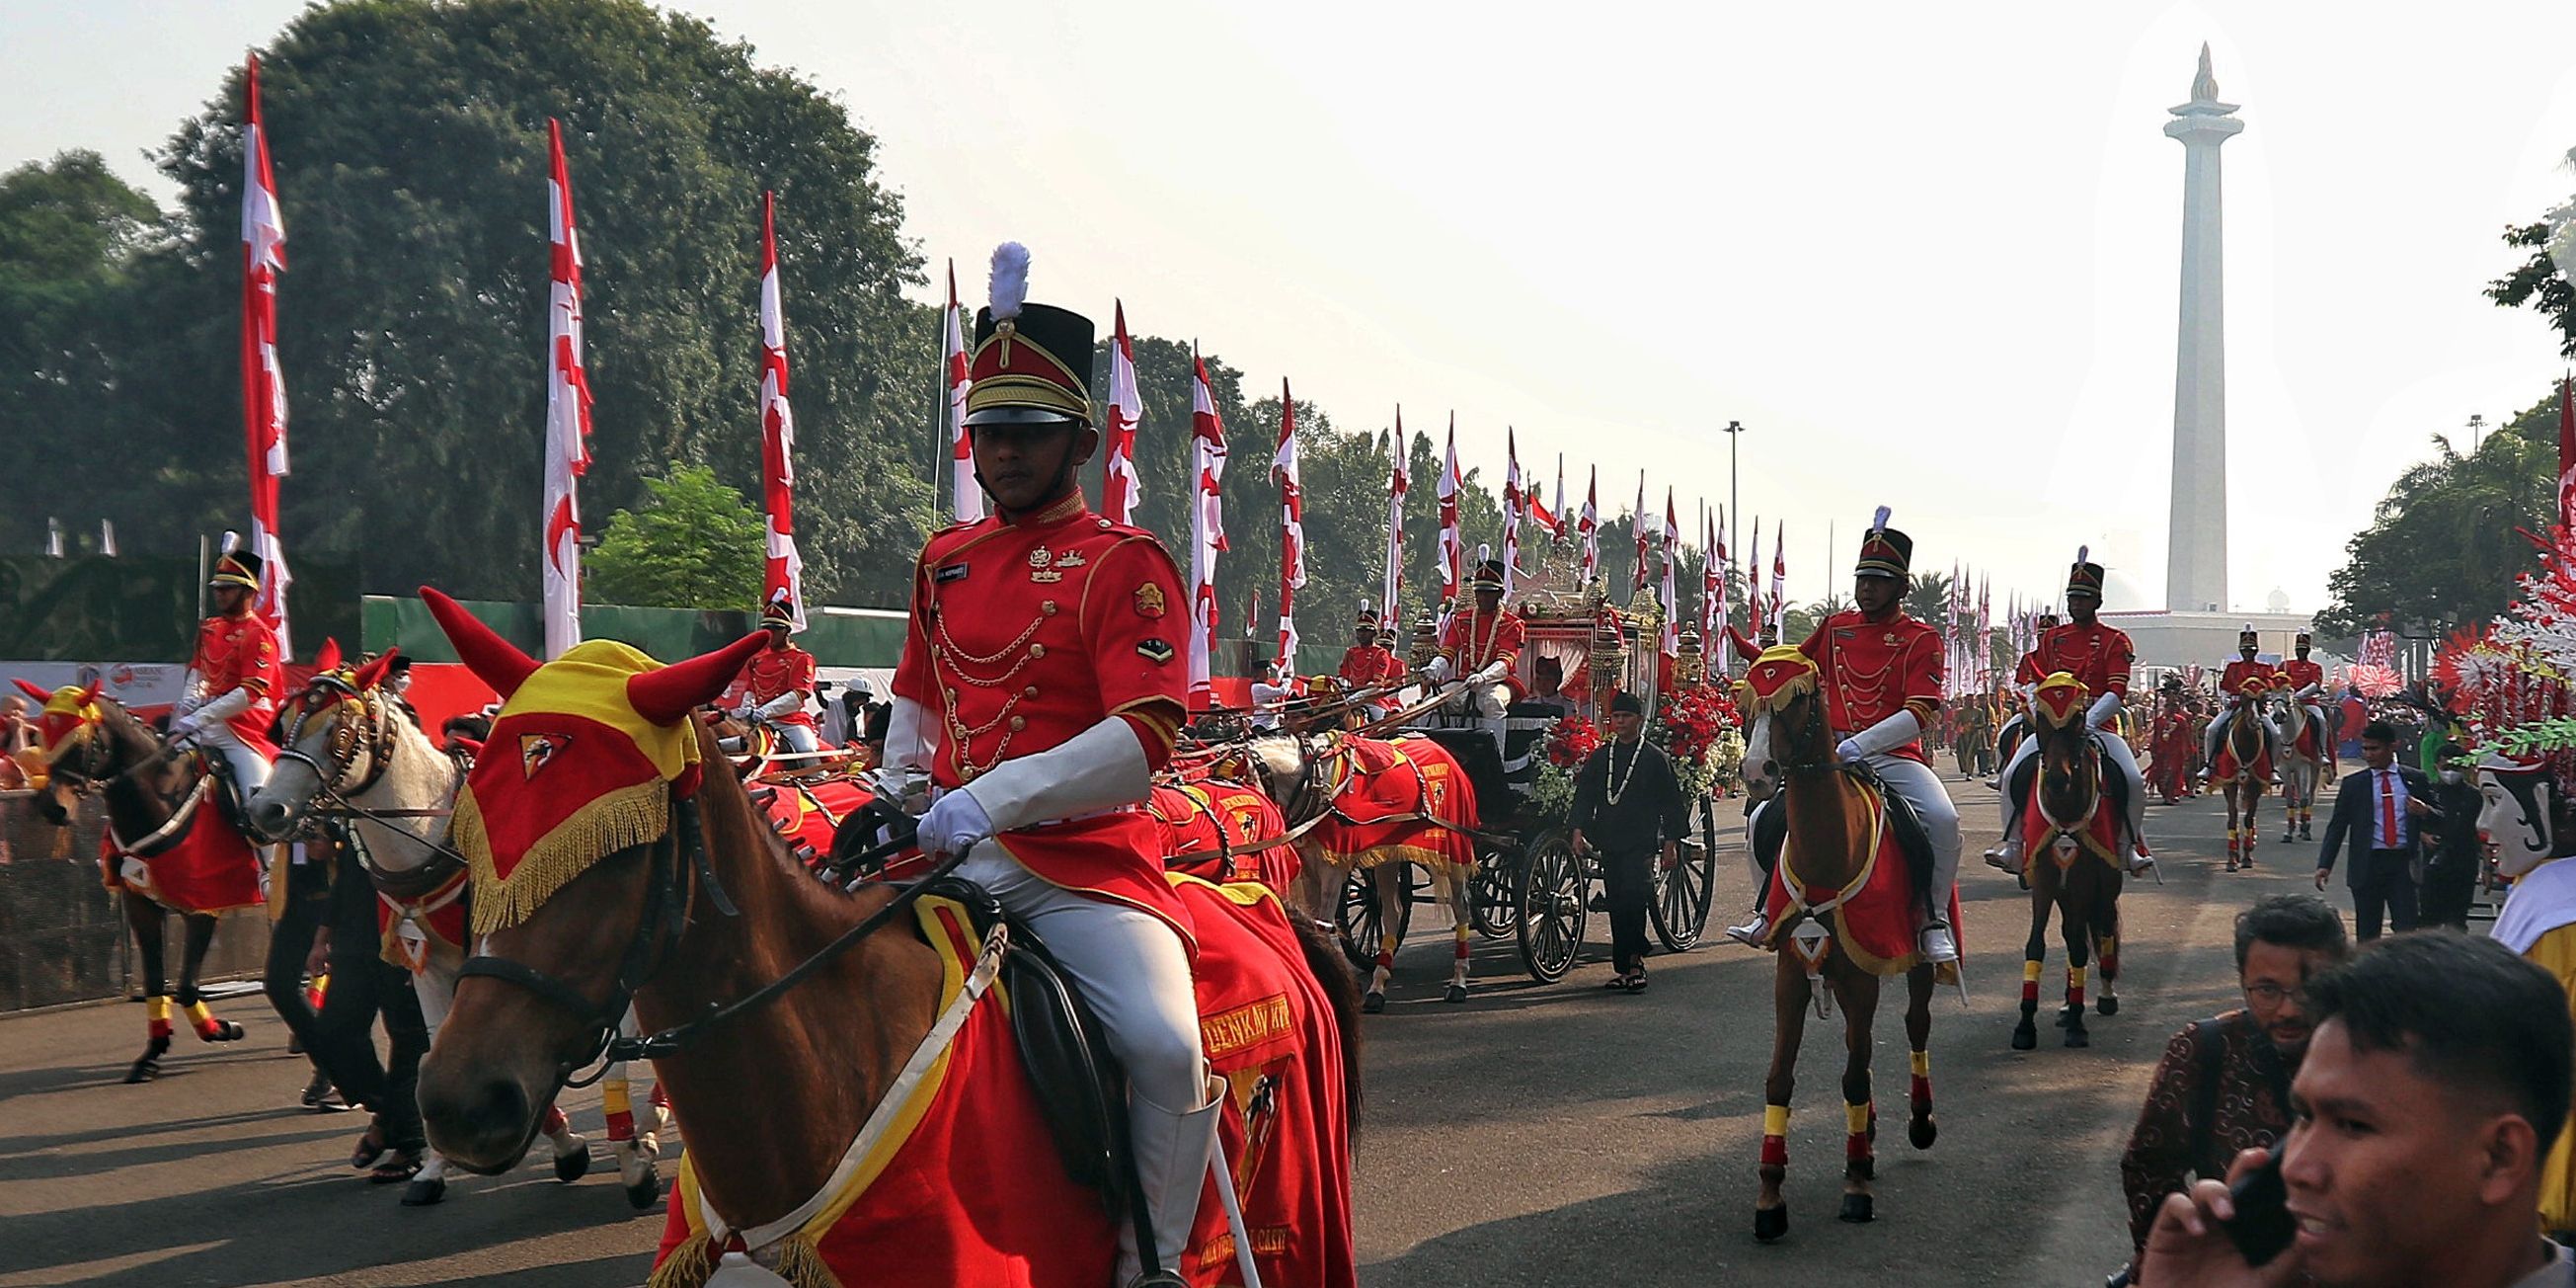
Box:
(11, 1, 2576, 615)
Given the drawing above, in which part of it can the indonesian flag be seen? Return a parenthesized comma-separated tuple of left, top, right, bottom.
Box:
(2559, 372, 2574, 532)
(240, 56, 293, 657)
(1747, 520, 1761, 633)
(755, 193, 805, 630)
(943, 262, 979, 523)
(1103, 301, 1143, 525)
(1275, 378, 1305, 670)
(1188, 349, 1228, 706)
(1633, 471, 1650, 595)
(1436, 418, 1461, 620)
(1702, 506, 1723, 646)
(1660, 489, 1679, 663)
(1501, 428, 1523, 597)
(540, 119, 593, 661)
(1768, 519, 1786, 630)
(1381, 410, 1407, 624)
(1578, 467, 1599, 587)
(1529, 449, 1561, 537)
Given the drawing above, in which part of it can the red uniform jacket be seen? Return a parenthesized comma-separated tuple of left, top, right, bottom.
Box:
(2221, 659, 2273, 701)
(2280, 658, 2324, 694)
(190, 610, 281, 751)
(1337, 645, 1405, 688)
(737, 643, 819, 731)
(1438, 607, 1525, 676)
(2031, 621, 2136, 701)
(1800, 609, 1943, 764)
(894, 495, 1193, 943)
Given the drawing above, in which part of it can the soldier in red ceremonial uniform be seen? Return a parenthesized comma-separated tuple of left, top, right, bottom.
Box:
(1338, 602, 1406, 691)
(1730, 508, 1963, 962)
(1428, 555, 1524, 720)
(880, 245, 1211, 1288)
(172, 542, 283, 792)
(1987, 551, 2154, 874)
(2203, 626, 2281, 781)
(732, 590, 822, 757)
(2280, 631, 2330, 768)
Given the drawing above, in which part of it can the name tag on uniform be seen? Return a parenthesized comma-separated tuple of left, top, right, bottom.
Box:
(935, 563, 971, 584)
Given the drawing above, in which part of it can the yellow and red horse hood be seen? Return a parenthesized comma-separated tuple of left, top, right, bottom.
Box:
(452, 640, 705, 934)
(2031, 673, 2090, 729)
(1739, 645, 1818, 715)
(10, 679, 102, 765)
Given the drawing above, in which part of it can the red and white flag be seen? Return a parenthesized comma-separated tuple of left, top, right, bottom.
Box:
(1274, 378, 1305, 670)
(1702, 506, 1723, 646)
(540, 119, 593, 661)
(2559, 371, 2574, 532)
(943, 262, 979, 523)
(1746, 519, 1761, 635)
(755, 192, 804, 630)
(1769, 519, 1786, 629)
(1436, 417, 1461, 621)
(1501, 428, 1523, 597)
(1578, 467, 1600, 587)
(1633, 471, 1650, 595)
(1103, 301, 1143, 524)
(1188, 349, 1228, 706)
(239, 56, 292, 656)
(1660, 489, 1679, 664)
(1380, 409, 1407, 623)
(1528, 448, 1561, 536)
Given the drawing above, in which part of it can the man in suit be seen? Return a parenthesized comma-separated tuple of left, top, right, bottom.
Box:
(2313, 720, 2441, 940)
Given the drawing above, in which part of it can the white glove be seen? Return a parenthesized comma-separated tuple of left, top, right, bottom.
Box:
(170, 712, 203, 739)
(1843, 708, 1924, 760)
(2085, 691, 2122, 730)
(1469, 661, 1510, 686)
(189, 685, 252, 732)
(1834, 738, 1866, 765)
(917, 789, 994, 858)
(755, 691, 802, 720)
(962, 717, 1153, 835)
(1423, 655, 1454, 684)
(732, 701, 756, 721)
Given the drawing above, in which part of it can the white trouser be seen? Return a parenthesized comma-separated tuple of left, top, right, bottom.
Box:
(191, 721, 272, 794)
(953, 845, 1214, 1277)
(1445, 682, 1509, 721)
(1996, 728, 2147, 852)
(774, 722, 820, 756)
(1864, 754, 1959, 926)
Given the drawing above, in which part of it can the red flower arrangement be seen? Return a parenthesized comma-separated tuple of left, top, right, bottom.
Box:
(1655, 684, 1740, 767)
(1545, 714, 1602, 768)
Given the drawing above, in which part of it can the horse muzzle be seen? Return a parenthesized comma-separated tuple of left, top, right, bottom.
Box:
(416, 1052, 543, 1174)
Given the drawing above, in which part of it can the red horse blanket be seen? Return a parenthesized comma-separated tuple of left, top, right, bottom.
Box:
(1152, 780, 1301, 894)
(1305, 735, 1478, 876)
(1756, 779, 1963, 979)
(755, 774, 874, 868)
(99, 790, 262, 916)
(2212, 713, 2273, 784)
(2018, 777, 2125, 873)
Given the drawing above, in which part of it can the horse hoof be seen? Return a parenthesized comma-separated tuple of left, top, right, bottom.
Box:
(1908, 1116, 1937, 1150)
(1754, 1203, 1788, 1243)
(624, 1174, 664, 1210)
(553, 1145, 591, 1183)
(401, 1175, 446, 1206)
(2225, 860, 2238, 873)
(123, 1057, 161, 1084)
(1444, 984, 1467, 1004)
(198, 1019, 245, 1043)
(2096, 995, 2120, 1017)
(1838, 1193, 1874, 1224)
(2010, 1022, 2037, 1051)
(2066, 1026, 2090, 1049)
(1362, 992, 1386, 1015)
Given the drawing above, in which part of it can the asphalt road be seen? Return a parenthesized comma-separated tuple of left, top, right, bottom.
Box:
(0, 777, 2307, 1287)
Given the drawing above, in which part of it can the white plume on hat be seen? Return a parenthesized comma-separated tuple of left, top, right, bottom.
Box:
(2075, 544, 2089, 563)
(988, 242, 1030, 320)
(1477, 542, 1492, 562)
(219, 529, 242, 555)
(1870, 506, 1891, 532)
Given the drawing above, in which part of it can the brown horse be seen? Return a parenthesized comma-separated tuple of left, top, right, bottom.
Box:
(2213, 686, 2272, 870)
(2009, 676, 2124, 1051)
(16, 682, 259, 1082)
(1736, 649, 1938, 1243)
(412, 600, 1361, 1285)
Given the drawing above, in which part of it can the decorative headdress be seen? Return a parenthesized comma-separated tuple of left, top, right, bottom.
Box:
(1471, 543, 1505, 592)
(758, 589, 798, 631)
(964, 243, 1094, 428)
(2238, 624, 2259, 648)
(2066, 545, 2105, 599)
(1853, 506, 1912, 580)
(209, 530, 263, 592)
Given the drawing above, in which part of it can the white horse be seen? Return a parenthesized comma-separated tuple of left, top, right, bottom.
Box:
(2272, 692, 2325, 844)
(247, 668, 667, 1208)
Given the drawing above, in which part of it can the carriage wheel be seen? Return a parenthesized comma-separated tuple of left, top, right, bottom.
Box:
(1515, 829, 1586, 983)
(1470, 842, 1520, 939)
(1337, 866, 1415, 973)
(1651, 832, 1718, 953)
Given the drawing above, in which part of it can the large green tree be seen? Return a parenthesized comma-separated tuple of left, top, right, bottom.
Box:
(585, 462, 764, 608)
(5, 0, 933, 607)
(2489, 145, 2576, 360)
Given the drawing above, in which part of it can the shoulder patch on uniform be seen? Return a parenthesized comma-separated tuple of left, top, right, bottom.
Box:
(1134, 583, 1167, 618)
(935, 563, 970, 584)
(1136, 638, 1176, 664)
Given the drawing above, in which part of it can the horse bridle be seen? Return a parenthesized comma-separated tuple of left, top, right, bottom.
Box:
(271, 676, 469, 883)
(39, 704, 204, 849)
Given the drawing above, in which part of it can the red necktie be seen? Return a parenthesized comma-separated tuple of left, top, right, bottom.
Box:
(2379, 770, 2398, 848)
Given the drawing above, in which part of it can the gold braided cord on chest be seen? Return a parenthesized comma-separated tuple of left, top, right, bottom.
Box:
(928, 587, 1066, 778)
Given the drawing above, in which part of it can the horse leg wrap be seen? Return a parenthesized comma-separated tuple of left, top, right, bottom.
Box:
(2066, 965, 2087, 1011)
(1760, 1104, 1790, 1168)
(1844, 1101, 1875, 1172)
(603, 1079, 635, 1143)
(183, 1000, 232, 1041)
(541, 1103, 572, 1139)
(305, 973, 328, 1012)
(2019, 959, 2041, 1010)
(2098, 937, 2119, 979)
(1909, 1050, 1933, 1116)
(146, 996, 174, 1041)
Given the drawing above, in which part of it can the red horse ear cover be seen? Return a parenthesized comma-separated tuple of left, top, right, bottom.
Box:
(627, 633, 768, 727)
(314, 637, 344, 672)
(350, 647, 399, 692)
(12, 679, 52, 702)
(420, 588, 538, 699)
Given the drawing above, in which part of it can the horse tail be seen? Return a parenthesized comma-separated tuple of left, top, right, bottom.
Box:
(1289, 912, 1366, 1132)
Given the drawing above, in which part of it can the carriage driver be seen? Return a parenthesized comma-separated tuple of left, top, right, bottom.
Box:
(2202, 626, 2280, 781)
(1729, 508, 1964, 963)
(1984, 551, 2154, 875)
(170, 541, 282, 793)
(732, 590, 822, 757)
(1424, 553, 1524, 722)
(880, 245, 1215, 1288)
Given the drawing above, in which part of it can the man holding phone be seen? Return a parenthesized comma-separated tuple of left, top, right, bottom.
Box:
(2139, 931, 2573, 1287)
(2313, 721, 2439, 940)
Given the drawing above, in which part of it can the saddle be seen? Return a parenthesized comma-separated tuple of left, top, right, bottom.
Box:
(1848, 761, 1938, 907)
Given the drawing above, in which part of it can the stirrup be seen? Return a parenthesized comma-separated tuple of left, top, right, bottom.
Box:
(1918, 921, 1959, 964)
(1725, 910, 1770, 947)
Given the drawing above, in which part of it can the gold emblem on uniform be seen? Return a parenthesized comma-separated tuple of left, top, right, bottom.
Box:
(1055, 550, 1086, 570)
(1028, 546, 1062, 584)
(1134, 583, 1167, 617)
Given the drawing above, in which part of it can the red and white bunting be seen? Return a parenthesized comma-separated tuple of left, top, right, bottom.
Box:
(541, 119, 593, 661)
(1188, 349, 1228, 705)
(1103, 301, 1143, 525)
(1578, 467, 1599, 587)
(1633, 471, 1650, 595)
(239, 56, 293, 656)
(1501, 428, 1523, 598)
(1436, 418, 1461, 621)
(942, 262, 979, 523)
(1769, 519, 1786, 630)
(1380, 408, 1407, 623)
(1274, 378, 1305, 670)
(756, 192, 804, 630)
(1660, 489, 1679, 663)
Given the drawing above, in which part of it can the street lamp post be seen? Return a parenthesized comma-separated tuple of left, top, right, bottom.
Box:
(1721, 420, 1745, 631)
